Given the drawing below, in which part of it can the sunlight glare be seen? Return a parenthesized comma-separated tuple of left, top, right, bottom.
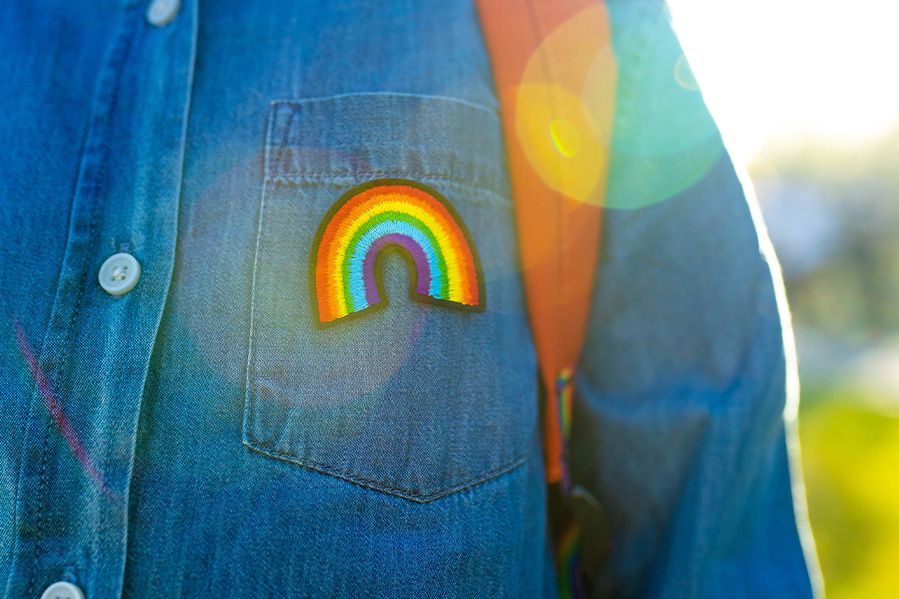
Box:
(667, 0, 899, 159)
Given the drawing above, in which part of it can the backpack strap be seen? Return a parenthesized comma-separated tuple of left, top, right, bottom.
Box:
(476, 0, 616, 593)
(475, 0, 615, 491)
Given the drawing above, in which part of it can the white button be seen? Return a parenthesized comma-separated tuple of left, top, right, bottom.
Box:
(41, 581, 85, 599)
(98, 252, 141, 296)
(146, 0, 180, 26)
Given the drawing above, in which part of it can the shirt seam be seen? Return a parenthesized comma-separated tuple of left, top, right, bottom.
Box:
(265, 173, 510, 205)
(269, 91, 499, 117)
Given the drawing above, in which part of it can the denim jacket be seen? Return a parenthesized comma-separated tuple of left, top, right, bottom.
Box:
(0, 0, 819, 597)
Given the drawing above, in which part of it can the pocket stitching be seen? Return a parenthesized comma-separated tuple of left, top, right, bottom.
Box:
(242, 436, 526, 503)
(266, 176, 511, 209)
(242, 104, 278, 464)
(266, 94, 507, 196)
(243, 94, 529, 502)
(269, 92, 499, 118)
(267, 171, 499, 193)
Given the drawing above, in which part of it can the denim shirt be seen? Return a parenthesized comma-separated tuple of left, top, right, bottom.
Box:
(0, 0, 819, 597)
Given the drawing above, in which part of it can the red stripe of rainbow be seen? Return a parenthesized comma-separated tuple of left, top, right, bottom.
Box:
(312, 179, 483, 324)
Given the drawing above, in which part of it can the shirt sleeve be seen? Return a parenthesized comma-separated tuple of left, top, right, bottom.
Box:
(570, 1, 823, 596)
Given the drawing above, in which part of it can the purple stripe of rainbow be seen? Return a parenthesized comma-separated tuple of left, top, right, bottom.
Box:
(362, 233, 431, 305)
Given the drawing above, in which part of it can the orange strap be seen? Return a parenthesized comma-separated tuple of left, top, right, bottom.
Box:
(476, 0, 616, 484)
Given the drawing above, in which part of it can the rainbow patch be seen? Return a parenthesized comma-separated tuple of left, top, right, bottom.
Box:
(311, 179, 484, 325)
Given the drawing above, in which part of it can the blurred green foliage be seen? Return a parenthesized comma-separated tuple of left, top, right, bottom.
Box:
(753, 125, 899, 596)
(800, 386, 899, 597)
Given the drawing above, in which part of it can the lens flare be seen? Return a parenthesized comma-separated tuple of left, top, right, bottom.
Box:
(513, 5, 616, 206)
(602, 2, 723, 209)
(674, 53, 700, 91)
(550, 118, 581, 158)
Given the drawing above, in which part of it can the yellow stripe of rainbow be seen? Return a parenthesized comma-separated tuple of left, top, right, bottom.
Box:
(311, 179, 484, 324)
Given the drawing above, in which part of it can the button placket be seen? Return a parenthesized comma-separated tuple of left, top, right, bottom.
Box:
(4, 1, 199, 596)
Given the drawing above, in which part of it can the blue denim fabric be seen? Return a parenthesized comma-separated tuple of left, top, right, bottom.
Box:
(0, 0, 818, 597)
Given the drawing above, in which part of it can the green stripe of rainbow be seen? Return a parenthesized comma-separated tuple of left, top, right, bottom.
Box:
(312, 179, 483, 324)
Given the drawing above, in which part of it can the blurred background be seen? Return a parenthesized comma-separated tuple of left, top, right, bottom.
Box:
(668, 0, 899, 595)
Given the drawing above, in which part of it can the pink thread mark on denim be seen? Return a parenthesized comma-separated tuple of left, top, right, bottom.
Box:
(13, 319, 118, 502)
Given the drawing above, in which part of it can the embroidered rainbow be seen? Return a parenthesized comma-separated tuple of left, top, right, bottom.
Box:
(311, 179, 484, 324)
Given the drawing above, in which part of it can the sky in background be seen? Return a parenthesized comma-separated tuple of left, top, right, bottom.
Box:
(666, 0, 899, 162)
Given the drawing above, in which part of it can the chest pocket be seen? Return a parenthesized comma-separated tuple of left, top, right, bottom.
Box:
(243, 93, 537, 502)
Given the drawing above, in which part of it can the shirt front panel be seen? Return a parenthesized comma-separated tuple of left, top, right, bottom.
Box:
(1, 0, 549, 596)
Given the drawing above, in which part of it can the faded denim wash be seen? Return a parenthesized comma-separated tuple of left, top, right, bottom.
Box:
(0, 0, 819, 597)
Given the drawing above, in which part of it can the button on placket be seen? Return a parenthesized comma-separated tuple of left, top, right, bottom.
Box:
(146, 0, 180, 27)
(40, 581, 86, 599)
(98, 252, 141, 296)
